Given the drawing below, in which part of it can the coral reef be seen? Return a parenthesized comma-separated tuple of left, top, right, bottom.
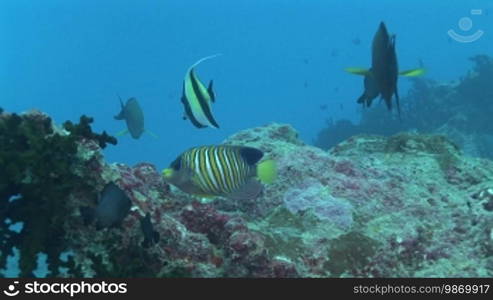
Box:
(314, 55, 493, 160)
(0, 110, 116, 276)
(224, 124, 493, 276)
(2, 109, 493, 277)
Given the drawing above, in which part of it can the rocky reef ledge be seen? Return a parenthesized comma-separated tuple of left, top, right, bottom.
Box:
(1, 109, 492, 277)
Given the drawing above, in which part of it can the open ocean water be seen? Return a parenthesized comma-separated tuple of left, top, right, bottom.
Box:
(1, 0, 491, 168)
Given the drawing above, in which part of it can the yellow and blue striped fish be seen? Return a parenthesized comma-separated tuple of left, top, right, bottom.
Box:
(162, 145, 276, 200)
(181, 54, 221, 129)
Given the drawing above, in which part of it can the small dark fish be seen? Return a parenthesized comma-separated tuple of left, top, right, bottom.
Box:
(181, 54, 221, 129)
(334, 87, 339, 93)
(162, 145, 277, 200)
(114, 96, 145, 139)
(345, 22, 425, 116)
(81, 182, 132, 230)
(320, 104, 328, 111)
(340, 103, 344, 111)
(303, 58, 309, 65)
(352, 37, 361, 45)
(330, 49, 339, 57)
(304, 81, 309, 88)
(140, 213, 160, 248)
(371, 22, 399, 112)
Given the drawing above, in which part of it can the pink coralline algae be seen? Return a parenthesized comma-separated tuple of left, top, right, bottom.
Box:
(71, 123, 493, 277)
(4, 110, 493, 277)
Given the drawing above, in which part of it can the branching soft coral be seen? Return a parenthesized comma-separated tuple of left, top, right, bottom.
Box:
(0, 110, 117, 277)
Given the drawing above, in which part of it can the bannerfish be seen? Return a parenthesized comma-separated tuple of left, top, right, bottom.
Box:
(345, 22, 425, 116)
(162, 145, 277, 200)
(181, 54, 221, 129)
(140, 213, 160, 248)
(114, 96, 157, 139)
(81, 182, 132, 230)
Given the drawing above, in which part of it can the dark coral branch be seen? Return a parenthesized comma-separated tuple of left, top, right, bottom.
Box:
(0, 111, 116, 276)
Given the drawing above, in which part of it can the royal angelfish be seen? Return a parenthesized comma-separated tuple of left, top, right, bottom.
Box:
(162, 145, 277, 200)
(114, 96, 157, 139)
(345, 22, 425, 116)
(181, 54, 221, 129)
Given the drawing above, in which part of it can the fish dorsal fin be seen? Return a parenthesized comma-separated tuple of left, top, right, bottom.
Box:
(117, 93, 125, 109)
(208, 80, 215, 102)
(239, 147, 264, 165)
(228, 178, 263, 201)
(345, 67, 371, 76)
(187, 53, 222, 73)
(113, 93, 126, 120)
(399, 68, 426, 77)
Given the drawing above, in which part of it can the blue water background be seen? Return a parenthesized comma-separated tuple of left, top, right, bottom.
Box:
(1, 0, 491, 169)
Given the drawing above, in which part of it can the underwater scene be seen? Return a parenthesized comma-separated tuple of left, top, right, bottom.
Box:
(1, 0, 493, 278)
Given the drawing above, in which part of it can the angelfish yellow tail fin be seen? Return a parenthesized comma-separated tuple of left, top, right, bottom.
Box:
(256, 159, 277, 184)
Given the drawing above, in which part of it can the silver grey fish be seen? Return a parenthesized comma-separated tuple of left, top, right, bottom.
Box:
(114, 96, 145, 139)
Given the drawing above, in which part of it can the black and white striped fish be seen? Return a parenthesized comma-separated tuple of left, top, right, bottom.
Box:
(162, 145, 276, 200)
(181, 54, 221, 129)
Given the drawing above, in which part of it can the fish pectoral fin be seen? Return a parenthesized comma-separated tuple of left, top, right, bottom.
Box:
(345, 67, 371, 76)
(145, 130, 159, 139)
(228, 179, 263, 201)
(399, 68, 426, 77)
(116, 129, 129, 136)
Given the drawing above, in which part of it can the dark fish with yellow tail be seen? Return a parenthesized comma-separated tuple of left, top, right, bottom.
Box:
(345, 22, 425, 116)
(114, 95, 157, 139)
(162, 145, 277, 200)
(181, 54, 221, 129)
